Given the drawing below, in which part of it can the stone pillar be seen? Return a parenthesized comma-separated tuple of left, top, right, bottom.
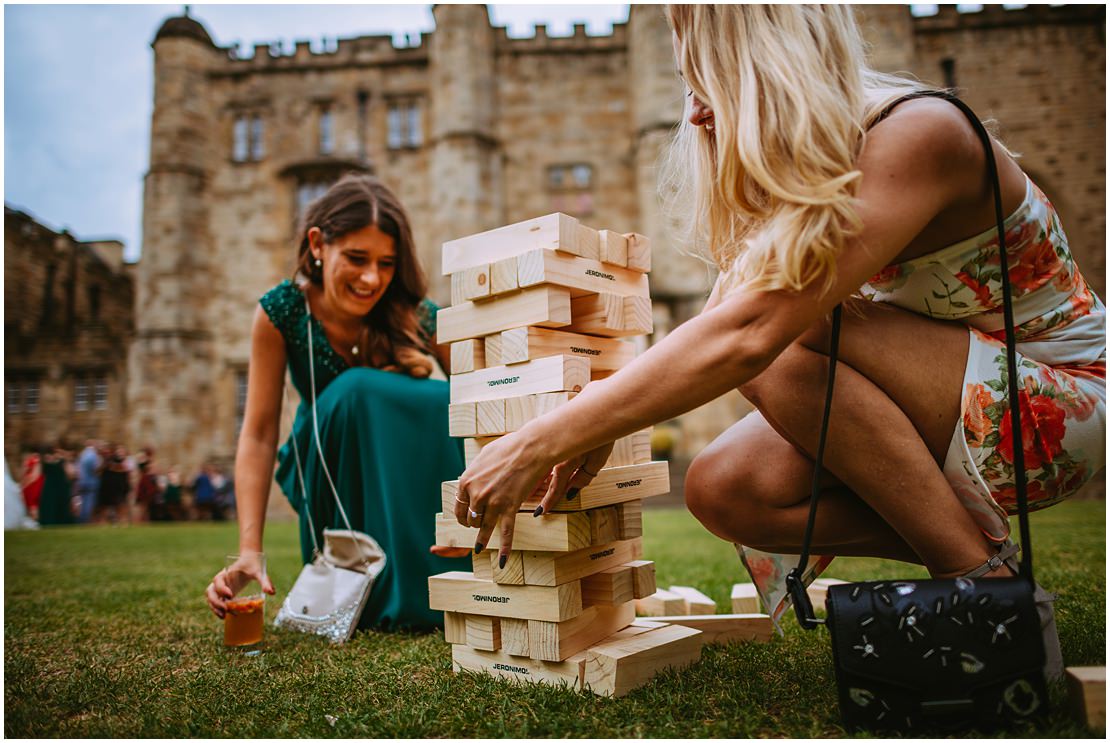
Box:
(426, 4, 501, 302)
(128, 15, 221, 469)
(628, 5, 712, 312)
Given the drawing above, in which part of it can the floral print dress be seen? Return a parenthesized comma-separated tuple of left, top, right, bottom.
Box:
(742, 175, 1106, 628)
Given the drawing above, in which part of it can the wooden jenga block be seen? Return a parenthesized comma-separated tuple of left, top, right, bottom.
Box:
(498, 326, 636, 371)
(627, 560, 656, 599)
(489, 256, 518, 295)
(435, 504, 621, 550)
(441, 212, 598, 275)
(501, 618, 531, 656)
(1067, 666, 1106, 730)
(731, 583, 760, 614)
(520, 539, 644, 587)
(566, 293, 653, 338)
(428, 571, 583, 622)
(528, 602, 637, 662)
(614, 501, 642, 540)
(437, 286, 571, 344)
(504, 392, 576, 433)
(448, 403, 477, 437)
(574, 222, 601, 262)
(807, 578, 848, 611)
(583, 623, 702, 697)
(443, 611, 468, 644)
(668, 586, 717, 615)
(483, 332, 505, 366)
(450, 265, 491, 305)
(582, 565, 637, 607)
(491, 550, 526, 585)
(471, 551, 493, 581)
(607, 430, 652, 467)
(476, 399, 506, 436)
(449, 355, 590, 404)
(462, 437, 496, 466)
(450, 340, 486, 374)
(589, 506, 622, 545)
(465, 615, 502, 651)
(625, 232, 651, 273)
(646, 614, 773, 645)
(522, 461, 670, 512)
(452, 644, 586, 690)
(636, 588, 687, 617)
(516, 249, 650, 299)
(598, 229, 628, 267)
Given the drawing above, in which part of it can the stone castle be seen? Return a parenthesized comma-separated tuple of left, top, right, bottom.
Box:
(9, 5, 1103, 493)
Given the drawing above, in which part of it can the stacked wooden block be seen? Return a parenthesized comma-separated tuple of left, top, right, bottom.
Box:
(427, 213, 702, 696)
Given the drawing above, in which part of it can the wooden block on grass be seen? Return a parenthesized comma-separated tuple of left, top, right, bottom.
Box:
(498, 326, 636, 371)
(520, 539, 644, 587)
(450, 340, 486, 374)
(528, 602, 636, 661)
(807, 578, 848, 611)
(648, 614, 773, 645)
(583, 623, 702, 697)
(522, 461, 670, 512)
(465, 615, 501, 651)
(443, 611, 468, 644)
(452, 644, 585, 690)
(625, 232, 651, 273)
(449, 355, 590, 404)
(435, 510, 592, 553)
(501, 618, 530, 657)
(607, 430, 652, 467)
(668, 586, 717, 615)
(428, 571, 583, 622)
(566, 293, 653, 338)
(448, 403, 477, 437)
(437, 286, 571, 344)
(598, 229, 628, 267)
(636, 588, 686, 617)
(1067, 666, 1106, 730)
(441, 213, 598, 275)
(517, 249, 649, 299)
(450, 265, 491, 305)
(731, 583, 760, 614)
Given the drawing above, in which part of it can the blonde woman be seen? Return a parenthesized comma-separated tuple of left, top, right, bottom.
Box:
(453, 6, 1103, 671)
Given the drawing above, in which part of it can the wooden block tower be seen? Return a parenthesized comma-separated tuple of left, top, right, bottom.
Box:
(427, 213, 703, 696)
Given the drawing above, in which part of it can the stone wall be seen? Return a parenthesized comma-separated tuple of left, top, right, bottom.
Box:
(4, 207, 135, 469)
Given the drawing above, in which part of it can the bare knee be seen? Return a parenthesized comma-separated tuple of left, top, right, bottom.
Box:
(685, 442, 773, 544)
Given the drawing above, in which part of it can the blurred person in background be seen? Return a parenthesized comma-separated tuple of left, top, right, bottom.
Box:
(38, 442, 76, 526)
(76, 439, 102, 523)
(20, 445, 44, 521)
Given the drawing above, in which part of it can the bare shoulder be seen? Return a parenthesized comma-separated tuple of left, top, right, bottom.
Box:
(859, 97, 984, 202)
(252, 304, 285, 348)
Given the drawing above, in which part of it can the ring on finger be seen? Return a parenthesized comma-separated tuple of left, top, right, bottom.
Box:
(454, 495, 469, 506)
(468, 509, 483, 519)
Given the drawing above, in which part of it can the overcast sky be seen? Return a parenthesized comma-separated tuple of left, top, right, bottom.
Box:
(4, 4, 630, 262)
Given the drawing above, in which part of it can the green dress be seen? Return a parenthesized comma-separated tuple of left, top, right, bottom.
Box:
(260, 280, 467, 632)
(38, 458, 73, 526)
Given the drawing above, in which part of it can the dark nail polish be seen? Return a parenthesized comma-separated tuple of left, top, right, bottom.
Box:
(499, 554, 507, 569)
(567, 488, 580, 501)
(533, 505, 544, 517)
(474, 543, 484, 555)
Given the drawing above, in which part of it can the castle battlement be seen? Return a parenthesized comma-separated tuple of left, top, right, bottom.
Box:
(219, 32, 429, 71)
(495, 21, 628, 54)
(913, 3, 1103, 32)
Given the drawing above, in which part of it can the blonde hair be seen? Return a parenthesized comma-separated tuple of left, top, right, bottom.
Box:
(663, 5, 936, 296)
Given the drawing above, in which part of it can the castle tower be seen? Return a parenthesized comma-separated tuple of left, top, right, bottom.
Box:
(127, 12, 221, 466)
(427, 4, 501, 297)
(627, 6, 707, 328)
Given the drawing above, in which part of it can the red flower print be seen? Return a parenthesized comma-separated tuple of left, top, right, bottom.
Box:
(963, 383, 996, 448)
(955, 271, 995, 308)
(998, 390, 1067, 470)
(995, 479, 1046, 511)
(1008, 237, 1061, 294)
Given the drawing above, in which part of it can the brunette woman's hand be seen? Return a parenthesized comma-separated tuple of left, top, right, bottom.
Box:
(205, 551, 274, 619)
(532, 441, 614, 517)
(429, 545, 471, 558)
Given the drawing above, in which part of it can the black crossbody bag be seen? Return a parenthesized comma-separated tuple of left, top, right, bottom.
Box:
(784, 91, 1049, 733)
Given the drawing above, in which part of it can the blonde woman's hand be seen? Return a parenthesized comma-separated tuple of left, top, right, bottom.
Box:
(205, 551, 274, 619)
(532, 441, 614, 517)
(453, 431, 557, 559)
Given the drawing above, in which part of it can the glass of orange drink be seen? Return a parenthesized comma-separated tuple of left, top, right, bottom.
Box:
(223, 552, 266, 650)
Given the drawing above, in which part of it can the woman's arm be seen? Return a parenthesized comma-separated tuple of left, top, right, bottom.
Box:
(461, 101, 986, 553)
(206, 306, 285, 617)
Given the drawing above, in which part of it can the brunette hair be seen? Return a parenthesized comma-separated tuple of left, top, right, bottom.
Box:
(294, 174, 434, 377)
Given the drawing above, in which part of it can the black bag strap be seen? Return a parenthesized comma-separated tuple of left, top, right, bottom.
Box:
(788, 90, 1035, 629)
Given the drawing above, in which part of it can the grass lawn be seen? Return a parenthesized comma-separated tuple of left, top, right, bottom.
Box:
(5, 500, 1104, 738)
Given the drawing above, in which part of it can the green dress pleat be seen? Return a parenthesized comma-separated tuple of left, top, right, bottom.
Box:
(38, 460, 73, 526)
(276, 367, 468, 632)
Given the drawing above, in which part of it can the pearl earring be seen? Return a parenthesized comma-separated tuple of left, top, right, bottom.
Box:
(314, 258, 322, 268)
